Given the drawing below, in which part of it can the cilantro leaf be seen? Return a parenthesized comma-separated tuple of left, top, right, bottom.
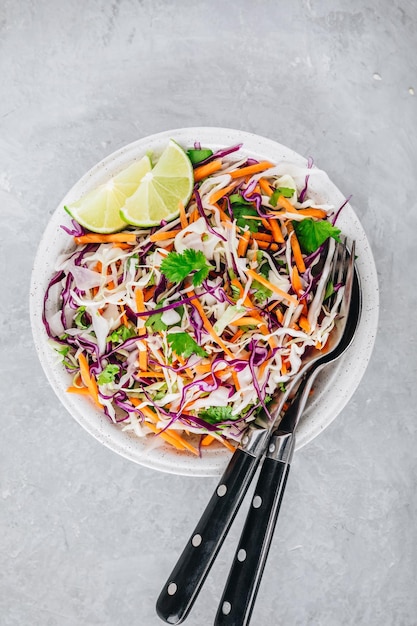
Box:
(167, 332, 208, 358)
(230, 199, 261, 233)
(199, 406, 234, 424)
(270, 187, 296, 207)
(145, 311, 167, 331)
(108, 325, 136, 343)
(97, 364, 120, 385)
(74, 306, 89, 329)
(145, 302, 184, 332)
(292, 219, 341, 254)
(160, 249, 211, 286)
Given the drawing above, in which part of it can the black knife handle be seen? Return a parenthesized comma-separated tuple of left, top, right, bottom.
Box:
(156, 448, 262, 625)
(214, 456, 290, 626)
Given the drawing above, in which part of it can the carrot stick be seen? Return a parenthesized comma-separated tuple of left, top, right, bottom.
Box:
(144, 421, 186, 451)
(120, 304, 129, 327)
(296, 208, 328, 219)
(137, 372, 165, 378)
(163, 429, 200, 456)
(209, 182, 237, 205)
(254, 241, 279, 251)
(67, 386, 90, 396)
(229, 328, 244, 343)
(291, 265, 303, 294)
(231, 369, 241, 391)
(78, 353, 102, 407)
(138, 344, 148, 371)
(135, 287, 145, 313)
(237, 230, 251, 257)
(201, 434, 215, 446)
(299, 315, 311, 333)
(229, 161, 273, 179)
(269, 218, 285, 243)
(251, 232, 274, 243)
(112, 243, 133, 249)
(276, 195, 298, 213)
(286, 222, 306, 273)
(261, 218, 272, 231)
(74, 233, 137, 245)
(179, 201, 188, 229)
(258, 177, 274, 196)
(231, 316, 266, 327)
(246, 268, 299, 307)
(188, 290, 234, 358)
(193, 159, 223, 182)
(149, 229, 181, 242)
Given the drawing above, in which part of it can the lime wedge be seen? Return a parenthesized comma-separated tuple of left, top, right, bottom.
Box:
(120, 139, 194, 227)
(65, 155, 152, 233)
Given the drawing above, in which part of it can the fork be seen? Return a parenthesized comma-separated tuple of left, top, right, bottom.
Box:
(214, 245, 361, 625)
(156, 238, 359, 625)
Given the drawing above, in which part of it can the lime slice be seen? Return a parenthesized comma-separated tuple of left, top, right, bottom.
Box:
(65, 155, 152, 233)
(120, 139, 194, 227)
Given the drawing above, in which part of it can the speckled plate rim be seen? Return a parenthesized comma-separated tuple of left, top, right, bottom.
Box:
(30, 127, 379, 477)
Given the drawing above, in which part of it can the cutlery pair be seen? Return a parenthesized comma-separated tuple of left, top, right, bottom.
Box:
(157, 238, 361, 625)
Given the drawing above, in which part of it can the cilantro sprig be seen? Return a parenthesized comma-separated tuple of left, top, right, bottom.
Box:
(167, 331, 208, 358)
(199, 406, 234, 424)
(292, 218, 341, 254)
(160, 249, 211, 286)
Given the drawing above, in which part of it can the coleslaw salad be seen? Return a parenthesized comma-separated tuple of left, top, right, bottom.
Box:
(42, 139, 347, 457)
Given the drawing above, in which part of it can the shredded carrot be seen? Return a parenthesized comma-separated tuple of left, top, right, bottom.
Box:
(229, 328, 244, 343)
(201, 434, 215, 446)
(78, 353, 102, 407)
(229, 161, 273, 179)
(67, 386, 90, 396)
(291, 265, 303, 294)
(193, 159, 223, 182)
(74, 233, 137, 245)
(143, 285, 156, 302)
(286, 222, 306, 273)
(246, 268, 299, 307)
(254, 240, 279, 252)
(258, 177, 274, 196)
(269, 218, 285, 243)
(261, 218, 272, 231)
(299, 315, 311, 333)
(232, 316, 266, 327)
(231, 369, 241, 391)
(237, 230, 251, 257)
(188, 290, 234, 358)
(179, 201, 188, 229)
(209, 182, 237, 205)
(135, 287, 145, 312)
(276, 195, 298, 213)
(138, 343, 147, 371)
(251, 232, 273, 243)
(120, 304, 129, 327)
(144, 421, 186, 451)
(112, 242, 133, 249)
(296, 208, 328, 219)
(137, 371, 165, 378)
(149, 229, 181, 242)
(163, 429, 199, 456)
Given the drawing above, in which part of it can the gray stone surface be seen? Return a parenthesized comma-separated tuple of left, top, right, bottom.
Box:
(1, 0, 416, 624)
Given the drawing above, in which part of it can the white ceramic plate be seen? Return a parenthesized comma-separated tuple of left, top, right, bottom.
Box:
(30, 127, 379, 477)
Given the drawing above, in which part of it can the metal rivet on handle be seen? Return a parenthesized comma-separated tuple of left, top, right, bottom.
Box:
(217, 484, 227, 497)
(222, 601, 232, 615)
(192, 534, 202, 547)
(252, 495, 262, 509)
(167, 582, 177, 596)
(237, 549, 247, 562)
